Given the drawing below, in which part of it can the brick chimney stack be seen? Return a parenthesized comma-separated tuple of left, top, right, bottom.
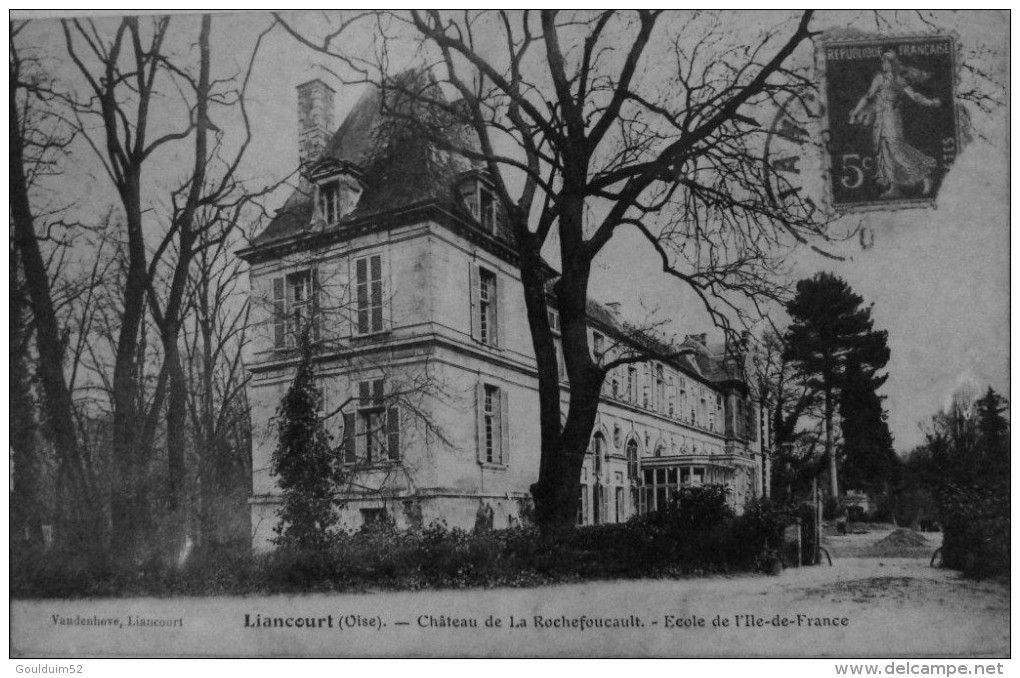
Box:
(297, 79, 335, 169)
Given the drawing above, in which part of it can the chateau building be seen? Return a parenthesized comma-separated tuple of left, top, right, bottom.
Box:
(240, 78, 770, 549)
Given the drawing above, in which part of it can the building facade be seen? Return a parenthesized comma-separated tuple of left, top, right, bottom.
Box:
(241, 79, 770, 550)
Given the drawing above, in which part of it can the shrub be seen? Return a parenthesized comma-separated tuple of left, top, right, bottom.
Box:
(660, 484, 735, 532)
(939, 483, 1009, 578)
(12, 496, 800, 597)
(728, 498, 788, 568)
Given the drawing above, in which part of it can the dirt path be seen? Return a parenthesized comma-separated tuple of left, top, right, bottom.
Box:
(11, 528, 1008, 657)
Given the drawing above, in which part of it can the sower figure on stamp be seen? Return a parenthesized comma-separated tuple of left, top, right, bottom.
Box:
(849, 50, 942, 199)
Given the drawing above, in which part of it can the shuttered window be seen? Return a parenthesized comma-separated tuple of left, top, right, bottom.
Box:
(270, 269, 318, 348)
(354, 254, 384, 335)
(342, 378, 400, 464)
(476, 382, 510, 466)
(469, 264, 499, 347)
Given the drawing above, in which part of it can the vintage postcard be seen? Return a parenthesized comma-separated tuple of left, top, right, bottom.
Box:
(9, 10, 1009, 661)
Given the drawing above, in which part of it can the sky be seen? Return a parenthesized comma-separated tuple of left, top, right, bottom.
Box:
(586, 11, 1010, 451)
(16, 10, 1010, 453)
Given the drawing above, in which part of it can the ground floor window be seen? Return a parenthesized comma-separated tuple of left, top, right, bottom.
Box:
(578, 484, 589, 525)
(638, 465, 708, 514)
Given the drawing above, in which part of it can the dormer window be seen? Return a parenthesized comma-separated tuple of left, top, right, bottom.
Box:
(319, 180, 341, 225)
(458, 175, 497, 233)
(592, 331, 605, 361)
(310, 160, 363, 227)
(547, 308, 561, 335)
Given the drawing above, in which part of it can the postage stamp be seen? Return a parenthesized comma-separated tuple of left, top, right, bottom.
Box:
(821, 35, 959, 211)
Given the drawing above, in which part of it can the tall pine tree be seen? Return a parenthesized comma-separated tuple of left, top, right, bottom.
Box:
(272, 340, 339, 549)
(840, 356, 899, 499)
(974, 387, 1009, 488)
(784, 273, 890, 501)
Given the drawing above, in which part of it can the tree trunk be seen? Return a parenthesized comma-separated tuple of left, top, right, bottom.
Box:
(109, 177, 152, 557)
(527, 190, 605, 533)
(197, 312, 217, 546)
(165, 350, 188, 529)
(10, 82, 99, 548)
(825, 389, 838, 501)
(159, 13, 211, 549)
(517, 233, 567, 529)
(10, 248, 44, 545)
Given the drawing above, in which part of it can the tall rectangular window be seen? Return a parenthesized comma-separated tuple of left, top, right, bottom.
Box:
(592, 331, 605, 361)
(272, 269, 317, 348)
(627, 367, 637, 403)
(319, 180, 340, 225)
(479, 269, 496, 345)
(477, 382, 509, 465)
(653, 364, 664, 412)
(483, 384, 498, 463)
(578, 485, 589, 525)
(679, 377, 688, 419)
(470, 264, 499, 347)
(355, 254, 384, 335)
(343, 379, 400, 464)
(360, 379, 385, 463)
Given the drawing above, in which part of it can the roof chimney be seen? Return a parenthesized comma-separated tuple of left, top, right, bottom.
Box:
(297, 79, 335, 169)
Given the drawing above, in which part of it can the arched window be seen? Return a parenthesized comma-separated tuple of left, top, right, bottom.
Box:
(626, 439, 639, 480)
(654, 442, 666, 458)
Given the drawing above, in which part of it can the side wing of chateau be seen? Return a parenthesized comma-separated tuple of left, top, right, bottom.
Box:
(240, 78, 771, 550)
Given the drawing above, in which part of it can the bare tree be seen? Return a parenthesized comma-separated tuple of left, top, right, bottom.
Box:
(181, 227, 254, 547)
(60, 14, 272, 554)
(276, 10, 836, 531)
(751, 329, 822, 502)
(10, 22, 101, 545)
(10, 244, 44, 545)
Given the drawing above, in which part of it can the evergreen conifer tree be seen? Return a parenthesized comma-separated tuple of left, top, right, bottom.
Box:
(271, 338, 338, 549)
(784, 273, 890, 501)
(975, 387, 1009, 486)
(840, 357, 899, 498)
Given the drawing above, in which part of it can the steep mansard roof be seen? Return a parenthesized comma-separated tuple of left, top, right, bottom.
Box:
(252, 73, 480, 247)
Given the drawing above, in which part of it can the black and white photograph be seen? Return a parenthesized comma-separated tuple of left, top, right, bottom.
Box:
(8, 9, 1010, 662)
